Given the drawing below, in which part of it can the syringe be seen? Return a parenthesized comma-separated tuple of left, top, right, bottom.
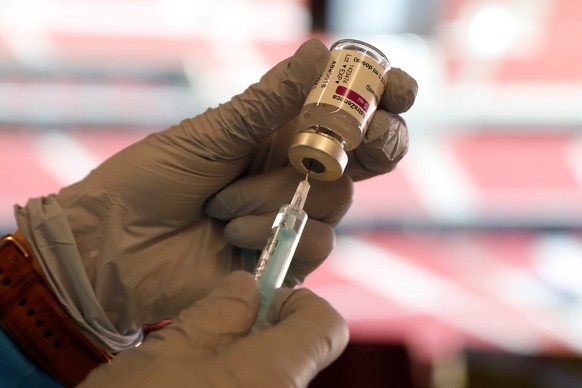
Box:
(251, 174, 310, 332)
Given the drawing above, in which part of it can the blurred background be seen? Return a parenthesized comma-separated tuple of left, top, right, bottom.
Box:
(2, 0, 582, 386)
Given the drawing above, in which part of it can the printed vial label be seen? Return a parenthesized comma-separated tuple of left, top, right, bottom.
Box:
(304, 48, 388, 130)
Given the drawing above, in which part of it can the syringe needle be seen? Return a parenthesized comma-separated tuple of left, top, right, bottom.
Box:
(306, 159, 313, 182)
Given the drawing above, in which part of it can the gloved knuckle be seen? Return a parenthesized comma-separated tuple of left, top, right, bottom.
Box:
(383, 67, 418, 113)
(357, 112, 408, 172)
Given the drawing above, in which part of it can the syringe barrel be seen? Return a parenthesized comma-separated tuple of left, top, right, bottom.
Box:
(254, 204, 307, 288)
(252, 204, 308, 329)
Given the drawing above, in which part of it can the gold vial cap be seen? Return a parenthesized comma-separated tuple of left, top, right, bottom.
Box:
(288, 132, 348, 181)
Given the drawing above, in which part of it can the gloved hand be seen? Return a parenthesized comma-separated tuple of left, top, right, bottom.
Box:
(205, 49, 417, 280)
(17, 38, 416, 346)
(79, 271, 349, 388)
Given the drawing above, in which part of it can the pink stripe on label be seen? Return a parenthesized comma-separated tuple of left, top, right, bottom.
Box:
(336, 85, 369, 112)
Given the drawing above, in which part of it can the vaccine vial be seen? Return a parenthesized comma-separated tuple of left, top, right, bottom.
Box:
(288, 39, 391, 181)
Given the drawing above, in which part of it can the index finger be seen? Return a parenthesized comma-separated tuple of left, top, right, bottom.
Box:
(189, 39, 330, 161)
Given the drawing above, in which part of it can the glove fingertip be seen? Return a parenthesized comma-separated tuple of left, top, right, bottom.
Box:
(204, 195, 231, 220)
(382, 67, 418, 114)
(224, 215, 273, 250)
(274, 288, 350, 364)
(218, 270, 259, 299)
(183, 271, 260, 330)
(347, 110, 409, 180)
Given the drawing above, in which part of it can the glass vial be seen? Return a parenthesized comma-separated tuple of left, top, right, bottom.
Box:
(288, 39, 391, 181)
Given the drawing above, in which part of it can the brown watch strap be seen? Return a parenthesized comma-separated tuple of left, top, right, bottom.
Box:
(0, 234, 113, 387)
